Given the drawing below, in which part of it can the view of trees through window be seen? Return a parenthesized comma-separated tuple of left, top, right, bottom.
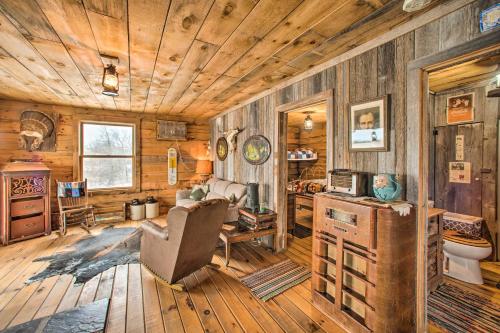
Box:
(81, 123, 134, 189)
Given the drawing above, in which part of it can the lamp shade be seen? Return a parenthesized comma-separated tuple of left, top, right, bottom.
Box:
(196, 160, 213, 175)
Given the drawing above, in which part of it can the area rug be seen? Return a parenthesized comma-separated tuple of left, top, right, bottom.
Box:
(0, 298, 109, 333)
(428, 283, 500, 333)
(27, 226, 142, 285)
(240, 259, 310, 301)
(293, 224, 312, 238)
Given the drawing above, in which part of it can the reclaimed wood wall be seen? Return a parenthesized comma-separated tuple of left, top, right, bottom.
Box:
(429, 82, 499, 248)
(0, 100, 209, 223)
(211, 0, 497, 209)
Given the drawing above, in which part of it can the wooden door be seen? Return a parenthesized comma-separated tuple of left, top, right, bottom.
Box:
(434, 123, 483, 217)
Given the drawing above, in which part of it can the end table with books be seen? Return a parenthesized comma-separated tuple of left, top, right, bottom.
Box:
(219, 208, 278, 266)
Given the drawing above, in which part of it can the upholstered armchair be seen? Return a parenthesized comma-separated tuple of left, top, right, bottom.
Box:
(140, 198, 229, 284)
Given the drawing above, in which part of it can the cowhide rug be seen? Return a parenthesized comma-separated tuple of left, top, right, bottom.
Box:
(27, 226, 142, 285)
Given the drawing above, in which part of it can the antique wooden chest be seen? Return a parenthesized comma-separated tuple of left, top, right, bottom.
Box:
(312, 193, 416, 332)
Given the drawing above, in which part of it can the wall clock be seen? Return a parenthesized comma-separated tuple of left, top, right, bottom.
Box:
(216, 137, 228, 161)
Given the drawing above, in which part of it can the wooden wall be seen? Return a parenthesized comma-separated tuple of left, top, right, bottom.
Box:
(287, 126, 300, 180)
(210, 0, 497, 209)
(429, 82, 499, 248)
(0, 99, 209, 224)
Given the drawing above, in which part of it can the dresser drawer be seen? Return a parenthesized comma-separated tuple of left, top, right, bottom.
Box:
(11, 215, 45, 239)
(11, 198, 45, 217)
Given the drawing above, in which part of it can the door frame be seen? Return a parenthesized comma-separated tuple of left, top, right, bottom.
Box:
(274, 90, 334, 251)
(407, 32, 500, 332)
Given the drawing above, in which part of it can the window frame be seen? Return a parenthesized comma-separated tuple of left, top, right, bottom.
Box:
(74, 116, 141, 194)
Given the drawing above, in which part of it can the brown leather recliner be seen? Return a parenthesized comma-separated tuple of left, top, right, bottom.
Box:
(140, 198, 229, 284)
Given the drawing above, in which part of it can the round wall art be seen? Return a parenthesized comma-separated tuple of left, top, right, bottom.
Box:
(243, 135, 271, 165)
(216, 137, 228, 161)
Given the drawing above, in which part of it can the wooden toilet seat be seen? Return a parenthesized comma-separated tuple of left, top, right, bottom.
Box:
(443, 230, 490, 248)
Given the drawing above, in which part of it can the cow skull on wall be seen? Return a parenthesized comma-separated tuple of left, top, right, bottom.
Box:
(224, 127, 244, 153)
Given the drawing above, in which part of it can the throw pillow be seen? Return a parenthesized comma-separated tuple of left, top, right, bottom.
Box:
(226, 193, 236, 204)
(190, 188, 205, 201)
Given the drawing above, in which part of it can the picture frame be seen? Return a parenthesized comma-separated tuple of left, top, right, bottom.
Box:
(216, 137, 228, 161)
(348, 96, 389, 152)
(242, 135, 271, 165)
(446, 93, 474, 125)
(156, 120, 187, 140)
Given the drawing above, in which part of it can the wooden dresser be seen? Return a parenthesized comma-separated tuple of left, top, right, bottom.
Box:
(312, 193, 416, 332)
(1, 162, 51, 245)
(427, 208, 446, 293)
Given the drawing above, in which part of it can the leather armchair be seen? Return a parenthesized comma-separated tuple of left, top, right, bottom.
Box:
(140, 198, 229, 284)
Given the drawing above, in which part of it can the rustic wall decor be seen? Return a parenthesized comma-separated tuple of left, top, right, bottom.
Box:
(243, 135, 271, 165)
(446, 93, 474, 124)
(18, 110, 57, 152)
(216, 137, 228, 161)
(349, 96, 389, 152)
(224, 127, 244, 152)
(157, 120, 187, 140)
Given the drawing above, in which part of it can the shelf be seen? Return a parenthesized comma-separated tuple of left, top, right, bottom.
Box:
(288, 158, 318, 161)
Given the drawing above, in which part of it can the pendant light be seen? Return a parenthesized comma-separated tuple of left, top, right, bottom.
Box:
(304, 112, 313, 131)
(102, 64, 119, 96)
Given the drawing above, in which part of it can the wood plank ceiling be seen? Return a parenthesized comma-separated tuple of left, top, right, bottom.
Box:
(0, 0, 441, 119)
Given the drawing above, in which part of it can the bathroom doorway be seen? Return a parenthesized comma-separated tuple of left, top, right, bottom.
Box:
(424, 47, 500, 332)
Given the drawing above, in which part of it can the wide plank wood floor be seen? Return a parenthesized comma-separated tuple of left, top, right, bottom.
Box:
(0, 219, 345, 332)
(1, 218, 498, 332)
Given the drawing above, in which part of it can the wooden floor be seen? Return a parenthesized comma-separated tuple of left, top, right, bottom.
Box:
(0, 219, 346, 333)
(0, 219, 498, 332)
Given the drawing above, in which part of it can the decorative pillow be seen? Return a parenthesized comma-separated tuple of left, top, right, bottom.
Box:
(189, 188, 206, 201)
(226, 193, 236, 204)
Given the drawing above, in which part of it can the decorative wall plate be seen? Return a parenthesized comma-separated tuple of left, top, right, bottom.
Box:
(216, 137, 228, 161)
(243, 135, 271, 165)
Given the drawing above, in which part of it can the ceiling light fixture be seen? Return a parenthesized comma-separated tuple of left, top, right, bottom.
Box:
(304, 112, 313, 131)
(100, 54, 120, 97)
(102, 64, 119, 96)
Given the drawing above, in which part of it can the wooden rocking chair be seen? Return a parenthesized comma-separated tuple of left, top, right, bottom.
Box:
(57, 179, 95, 235)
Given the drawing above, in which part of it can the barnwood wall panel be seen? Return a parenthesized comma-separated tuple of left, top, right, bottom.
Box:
(0, 99, 209, 225)
(211, 0, 498, 209)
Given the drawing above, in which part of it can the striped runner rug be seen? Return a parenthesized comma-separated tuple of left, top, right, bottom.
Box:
(240, 259, 311, 302)
(428, 283, 500, 333)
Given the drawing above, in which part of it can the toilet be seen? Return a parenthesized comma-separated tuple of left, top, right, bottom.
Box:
(442, 212, 491, 284)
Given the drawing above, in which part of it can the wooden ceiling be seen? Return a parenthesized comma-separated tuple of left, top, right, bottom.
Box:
(0, 0, 440, 119)
(429, 55, 500, 92)
(287, 102, 327, 128)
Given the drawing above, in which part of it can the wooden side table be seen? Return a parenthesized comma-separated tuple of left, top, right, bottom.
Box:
(219, 208, 278, 266)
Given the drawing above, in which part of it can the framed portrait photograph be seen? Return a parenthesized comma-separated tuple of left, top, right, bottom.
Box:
(447, 93, 474, 124)
(349, 96, 389, 152)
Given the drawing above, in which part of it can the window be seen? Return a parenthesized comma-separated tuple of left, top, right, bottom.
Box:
(80, 121, 136, 190)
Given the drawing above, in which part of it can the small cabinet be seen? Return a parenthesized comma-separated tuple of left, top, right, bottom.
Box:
(1, 162, 51, 245)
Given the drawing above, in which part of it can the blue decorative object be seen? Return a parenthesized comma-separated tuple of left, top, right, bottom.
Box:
(373, 174, 402, 202)
(480, 4, 500, 32)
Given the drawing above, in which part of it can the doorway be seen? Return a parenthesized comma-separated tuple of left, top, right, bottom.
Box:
(286, 102, 327, 242)
(407, 33, 500, 331)
(273, 90, 333, 251)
